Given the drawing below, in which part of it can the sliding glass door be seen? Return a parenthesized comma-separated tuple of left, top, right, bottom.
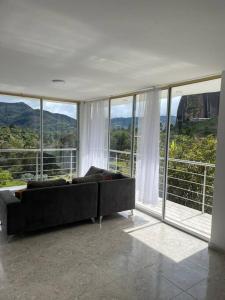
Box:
(106, 78, 221, 239)
(165, 79, 221, 238)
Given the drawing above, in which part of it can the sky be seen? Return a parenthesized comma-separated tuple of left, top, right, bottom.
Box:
(110, 96, 181, 118)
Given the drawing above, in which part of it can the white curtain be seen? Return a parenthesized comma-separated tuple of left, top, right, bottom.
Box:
(136, 89, 160, 205)
(79, 100, 109, 176)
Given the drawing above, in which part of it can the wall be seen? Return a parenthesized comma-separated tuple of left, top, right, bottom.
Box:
(210, 71, 225, 252)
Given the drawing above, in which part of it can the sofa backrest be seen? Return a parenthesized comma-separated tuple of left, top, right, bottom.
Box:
(20, 183, 98, 231)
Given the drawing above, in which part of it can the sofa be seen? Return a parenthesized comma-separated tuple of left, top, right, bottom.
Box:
(0, 181, 98, 235)
(0, 166, 135, 235)
(73, 166, 135, 223)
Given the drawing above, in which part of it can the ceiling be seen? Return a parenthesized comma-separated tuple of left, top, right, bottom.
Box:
(0, 0, 224, 101)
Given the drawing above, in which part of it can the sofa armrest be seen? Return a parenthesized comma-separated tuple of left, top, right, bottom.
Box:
(0, 191, 24, 235)
(98, 178, 135, 216)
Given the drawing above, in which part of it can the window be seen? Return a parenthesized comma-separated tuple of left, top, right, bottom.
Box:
(0, 96, 78, 189)
(43, 100, 78, 181)
(165, 79, 221, 237)
(109, 97, 133, 176)
(0, 95, 40, 187)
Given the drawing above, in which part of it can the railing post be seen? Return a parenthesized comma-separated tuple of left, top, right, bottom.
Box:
(70, 149, 73, 180)
(35, 152, 39, 180)
(202, 166, 207, 214)
(116, 152, 118, 171)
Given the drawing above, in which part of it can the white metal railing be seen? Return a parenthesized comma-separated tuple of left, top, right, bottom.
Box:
(109, 149, 215, 214)
(0, 148, 77, 187)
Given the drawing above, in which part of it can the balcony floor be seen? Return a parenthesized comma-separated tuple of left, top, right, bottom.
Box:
(137, 199, 212, 238)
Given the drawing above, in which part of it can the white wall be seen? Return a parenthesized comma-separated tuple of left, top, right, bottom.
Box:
(210, 71, 225, 252)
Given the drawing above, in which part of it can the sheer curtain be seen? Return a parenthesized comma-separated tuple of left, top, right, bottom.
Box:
(79, 100, 109, 176)
(136, 89, 160, 205)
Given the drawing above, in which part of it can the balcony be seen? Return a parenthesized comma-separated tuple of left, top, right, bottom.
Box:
(109, 149, 214, 238)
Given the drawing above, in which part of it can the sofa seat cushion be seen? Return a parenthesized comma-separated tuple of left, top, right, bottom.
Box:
(27, 178, 67, 189)
(72, 174, 105, 184)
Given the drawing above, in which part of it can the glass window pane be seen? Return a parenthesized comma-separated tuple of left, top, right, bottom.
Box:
(43, 100, 78, 181)
(109, 96, 133, 176)
(134, 90, 168, 217)
(0, 95, 40, 188)
(165, 78, 221, 238)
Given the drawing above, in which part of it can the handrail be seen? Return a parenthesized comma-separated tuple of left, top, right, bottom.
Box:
(0, 148, 77, 153)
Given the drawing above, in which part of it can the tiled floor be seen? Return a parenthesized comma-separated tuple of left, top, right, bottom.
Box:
(0, 210, 225, 300)
(137, 200, 212, 238)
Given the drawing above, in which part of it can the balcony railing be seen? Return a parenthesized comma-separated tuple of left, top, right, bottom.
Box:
(0, 148, 77, 188)
(0, 147, 216, 215)
(109, 149, 215, 215)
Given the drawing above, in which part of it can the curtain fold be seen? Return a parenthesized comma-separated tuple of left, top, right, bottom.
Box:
(136, 89, 160, 205)
(79, 100, 109, 176)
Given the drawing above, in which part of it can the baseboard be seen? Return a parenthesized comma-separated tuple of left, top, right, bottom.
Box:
(208, 241, 225, 254)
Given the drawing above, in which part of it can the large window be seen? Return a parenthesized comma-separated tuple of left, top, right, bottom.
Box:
(107, 78, 221, 239)
(0, 95, 41, 187)
(109, 97, 133, 176)
(43, 100, 78, 181)
(0, 96, 78, 189)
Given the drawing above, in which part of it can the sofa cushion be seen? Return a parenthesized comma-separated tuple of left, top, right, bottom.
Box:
(27, 178, 67, 189)
(72, 174, 105, 184)
(85, 166, 105, 176)
(85, 166, 126, 180)
(110, 172, 125, 180)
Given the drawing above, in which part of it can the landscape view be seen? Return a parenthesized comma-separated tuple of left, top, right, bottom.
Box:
(109, 91, 220, 214)
(0, 99, 78, 186)
(0, 91, 220, 215)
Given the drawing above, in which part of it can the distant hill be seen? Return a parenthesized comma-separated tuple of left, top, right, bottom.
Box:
(111, 116, 176, 130)
(0, 102, 77, 132)
(0, 102, 176, 132)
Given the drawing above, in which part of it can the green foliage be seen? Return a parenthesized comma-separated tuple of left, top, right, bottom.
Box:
(0, 168, 13, 185)
(110, 129, 131, 151)
(0, 126, 39, 149)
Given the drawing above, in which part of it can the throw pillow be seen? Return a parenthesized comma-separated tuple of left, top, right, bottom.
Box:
(85, 166, 105, 176)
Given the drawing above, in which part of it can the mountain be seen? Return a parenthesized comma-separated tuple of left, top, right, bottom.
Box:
(0, 102, 77, 132)
(111, 118, 132, 129)
(111, 116, 176, 130)
(176, 92, 220, 130)
(0, 102, 176, 132)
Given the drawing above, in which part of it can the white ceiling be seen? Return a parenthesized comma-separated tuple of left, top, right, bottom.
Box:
(0, 0, 224, 101)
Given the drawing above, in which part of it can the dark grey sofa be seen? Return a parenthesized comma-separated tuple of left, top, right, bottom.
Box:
(75, 166, 135, 223)
(98, 175, 135, 223)
(0, 183, 98, 235)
